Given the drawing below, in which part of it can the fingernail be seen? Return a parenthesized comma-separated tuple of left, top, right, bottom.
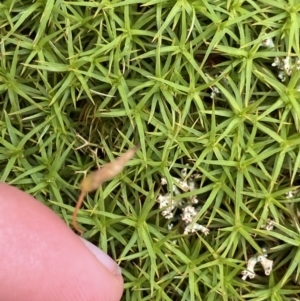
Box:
(80, 237, 122, 276)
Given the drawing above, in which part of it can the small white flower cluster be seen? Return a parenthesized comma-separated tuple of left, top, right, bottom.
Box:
(261, 37, 275, 48)
(159, 168, 200, 204)
(210, 86, 220, 99)
(272, 56, 300, 82)
(157, 168, 209, 236)
(181, 206, 209, 235)
(157, 193, 176, 219)
(285, 189, 298, 199)
(168, 223, 174, 230)
(184, 222, 210, 236)
(261, 218, 274, 231)
(181, 205, 197, 223)
(241, 253, 273, 281)
(207, 72, 229, 99)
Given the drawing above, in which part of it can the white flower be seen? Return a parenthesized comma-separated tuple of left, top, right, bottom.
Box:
(272, 57, 281, 68)
(261, 246, 269, 255)
(181, 205, 209, 235)
(190, 195, 199, 204)
(183, 223, 209, 235)
(278, 70, 286, 82)
(157, 194, 176, 219)
(161, 177, 168, 185)
(161, 177, 181, 195)
(261, 37, 274, 48)
(261, 218, 274, 231)
(272, 56, 300, 80)
(286, 190, 298, 198)
(173, 177, 190, 192)
(210, 86, 220, 99)
(181, 167, 187, 178)
(168, 223, 174, 230)
(181, 205, 197, 223)
(283, 56, 292, 75)
(158, 171, 203, 232)
(193, 223, 209, 235)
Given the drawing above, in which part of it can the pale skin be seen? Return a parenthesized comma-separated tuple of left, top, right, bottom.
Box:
(72, 145, 139, 235)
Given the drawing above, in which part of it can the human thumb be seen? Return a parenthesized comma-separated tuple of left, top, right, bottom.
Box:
(0, 182, 123, 301)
